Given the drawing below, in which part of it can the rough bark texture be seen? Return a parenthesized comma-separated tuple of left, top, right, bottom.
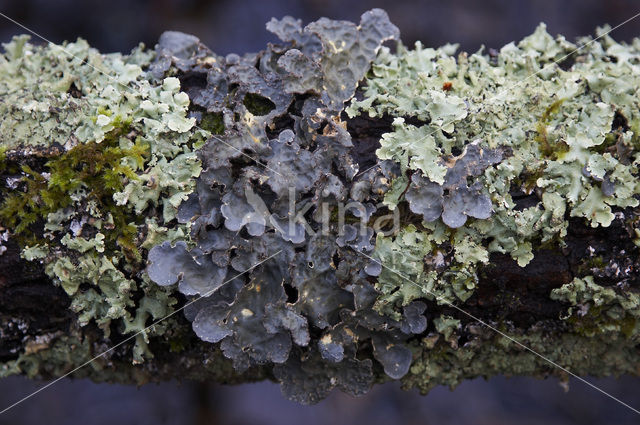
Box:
(1, 113, 638, 386)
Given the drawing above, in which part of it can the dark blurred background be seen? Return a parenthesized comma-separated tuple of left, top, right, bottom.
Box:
(0, 0, 639, 55)
(1, 0, 640, 424)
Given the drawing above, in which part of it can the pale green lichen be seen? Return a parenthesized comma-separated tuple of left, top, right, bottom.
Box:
(1, 36, 148, 149)
(0, 335, 94, 380)
(0, 36, 208, 362)
(352, 23, 640, 313)
(372, 223, 485, 317)
(551, 276, 640, 338)
(433, 315, 461, 342)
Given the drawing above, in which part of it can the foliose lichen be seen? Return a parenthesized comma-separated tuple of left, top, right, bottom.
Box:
(0, 35, 206, 362)
(146, 9, 430, 401)
(4, 11, 640, 405)
(349, 22, 640, 315)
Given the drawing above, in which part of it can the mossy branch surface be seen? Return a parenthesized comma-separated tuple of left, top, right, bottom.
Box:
(2, 10, 640, 404)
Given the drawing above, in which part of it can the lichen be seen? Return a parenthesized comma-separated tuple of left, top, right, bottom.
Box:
(4, 12, 640, 406)
(146, 9, 415, 398)
(551, 276, 640, 338)
(349, 22, 640, 314)
(0, 36, 207, 362)
(402, 323, 640, 395)
(0, 35, 151, 149)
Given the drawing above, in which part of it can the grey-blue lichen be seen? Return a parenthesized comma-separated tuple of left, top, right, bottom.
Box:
(145, 10, 417, 402)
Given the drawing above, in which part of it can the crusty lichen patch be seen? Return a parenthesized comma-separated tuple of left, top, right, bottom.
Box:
(403, 323, 640, 394)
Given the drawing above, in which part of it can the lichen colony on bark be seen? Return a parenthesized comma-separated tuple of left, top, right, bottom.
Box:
(1, 9, 640, 404)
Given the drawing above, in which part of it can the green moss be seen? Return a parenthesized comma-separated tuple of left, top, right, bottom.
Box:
(169, 335, 189, 353)
(574, 255, 606, 275)
(0, 165, 48, 242)
(0, 121, 148, 260)
(620, 315, 636, 338)
(0, 36, 207, 364)
(199, 111, 225, 135)
(243, 92, 276, 116)
(0, 146, 6, 173)
(535, 98, 570, 159)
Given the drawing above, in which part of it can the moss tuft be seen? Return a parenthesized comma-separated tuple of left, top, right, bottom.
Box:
(199, 111, 225, 134)
(535, 98, 570, 159)
(243, 93, 276, 116)
(0, 122, 148, 260)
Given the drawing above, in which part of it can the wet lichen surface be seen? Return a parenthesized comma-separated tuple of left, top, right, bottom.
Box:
(2, 9, 640, 404)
